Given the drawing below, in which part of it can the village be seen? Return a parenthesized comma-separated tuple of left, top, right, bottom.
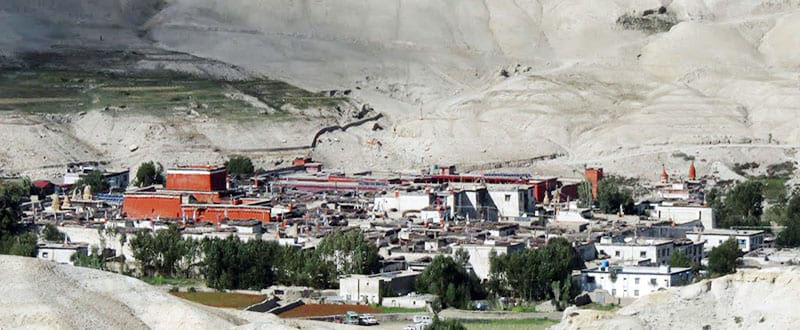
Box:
(5, 155, 798, 329)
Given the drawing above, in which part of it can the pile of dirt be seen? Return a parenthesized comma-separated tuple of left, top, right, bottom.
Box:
(553, 267, 800, 330)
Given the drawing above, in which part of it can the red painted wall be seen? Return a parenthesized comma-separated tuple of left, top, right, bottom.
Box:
(166, 171, 227, 192)
(123, 195, 182, 219)
(584, 168, 604, 199)
(182, 206, 271, 224)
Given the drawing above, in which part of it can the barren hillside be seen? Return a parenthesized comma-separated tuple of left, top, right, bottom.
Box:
(0, 255, 346, 329)
(2, 0, 800, 179)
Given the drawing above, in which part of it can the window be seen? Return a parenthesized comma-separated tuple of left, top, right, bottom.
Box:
(615, 251, 621, 257)
(640, 251, 647, 258)
(650, 278, 657, 285)
(612, 289, 617, 296)
(634, 290, 639, 297)
(42, 252, 49, 258)
(635, 278, 640, 284)
(505, 194, 511, 202)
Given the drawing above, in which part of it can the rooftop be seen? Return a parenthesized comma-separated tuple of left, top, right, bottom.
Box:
(689, 229, 765, 236)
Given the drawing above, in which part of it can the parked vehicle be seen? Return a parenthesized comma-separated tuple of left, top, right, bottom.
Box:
(358, 313, 379, 326)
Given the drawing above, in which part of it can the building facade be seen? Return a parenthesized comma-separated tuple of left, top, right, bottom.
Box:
(581, 265, 693, 299)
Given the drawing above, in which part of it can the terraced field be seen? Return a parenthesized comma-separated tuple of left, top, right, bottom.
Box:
(0, 69, 345, 121)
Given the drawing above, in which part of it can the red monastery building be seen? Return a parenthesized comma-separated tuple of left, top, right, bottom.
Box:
(123, 165, 271, 223)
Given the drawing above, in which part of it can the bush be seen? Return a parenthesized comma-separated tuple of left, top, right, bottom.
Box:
(188, 287, 197, 293)
(135, 161, 164, 187)
(74, 171, 109, 193)
(428, 318, 466, 330)
(41, 224, 65, 242)
(225, 155, 254, 176)
(708, 239, 740, 275)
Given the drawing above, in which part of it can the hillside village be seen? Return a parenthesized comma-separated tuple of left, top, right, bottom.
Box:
(2, 154, 800, 329)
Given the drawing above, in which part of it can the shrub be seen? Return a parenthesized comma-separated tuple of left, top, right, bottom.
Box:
(225, 155, 254, 177)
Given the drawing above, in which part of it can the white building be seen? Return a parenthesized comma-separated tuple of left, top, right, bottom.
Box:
(651, 202, 715, 229)
(455, 241, 525, 280)
(339, 270, 419, 305)
(382, 293, 436, 309)
(485, 184, 535, 220)
(687, 229, 765, 253)
(446, 184, 535, 222)
(595, 237, 675, 266)
(581, 265, 693, 299)
(37, 243, 89, 265)
(420, 206, 450, 223)
(374, 191, 433, 219)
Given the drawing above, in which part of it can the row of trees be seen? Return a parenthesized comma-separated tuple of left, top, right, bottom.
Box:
(0, 179, 37, 257)
(129, 227, 381, 290)
(416, 255, 485, 309)
(486, 238, 582, 308)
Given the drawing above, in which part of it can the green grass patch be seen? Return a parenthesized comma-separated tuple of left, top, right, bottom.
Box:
(510, 305, 538, 313)
(142, 275, 202, 287)
(759, 177, 788, 203)
(579, 303, 619, 312)
(371, 305, 427, 314)
(461, 318, 558, 330)
(170, 291, 266, 309)
(0, 69, 345, 121)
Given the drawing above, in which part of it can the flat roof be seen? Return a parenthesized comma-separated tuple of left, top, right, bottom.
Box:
(583, 266, 692, 275)
(689, 229, 765, 236)
(597, 238, 673, 247)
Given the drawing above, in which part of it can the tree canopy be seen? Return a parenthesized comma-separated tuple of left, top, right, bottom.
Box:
(0, 179, 37, 257)
(668, 250, 691, 268)
(776, 193, 800, 247)
(74, 171, 109, 194)
(487, 237, 581, 303)
(226, 155, 255, 177)
(135, 161, 164, 187)
(315, 230, 380, 276)
(709, 180, 764, 228)
(596, 177, 634, 214)
(130, 226, 200, 277)
(707, 238, 740, 275)
(416, 255, 485, 309)
(41, 224, 65, 242)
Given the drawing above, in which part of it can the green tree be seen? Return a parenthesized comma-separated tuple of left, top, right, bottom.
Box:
(72, 246, 107, 270)
(577, 180, 593, 208)
(135, 161, 164, 187)
(596, 177, 634, 214)
(316, 230, 380, 277)
(707, 238, 740, 275)
(130, 225, 199, 277)
(669, 250, 692, 268)
(0, 179, 37, 256)
(716, 180, 764, 228)
(226, 155, 254, 177)
(74, 171, 109, 193)
(488, 238, 581, 302)
(416, 255, 485, 309)
(776, 193, 800, 247)
(454, 248, 470, 266)
(41, 224, 65, 242)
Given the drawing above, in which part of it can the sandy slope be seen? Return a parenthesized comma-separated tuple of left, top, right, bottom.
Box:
(0, 255, 347, 329)
(2, 0, 800, 179)
(552, 267, 800, 330)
